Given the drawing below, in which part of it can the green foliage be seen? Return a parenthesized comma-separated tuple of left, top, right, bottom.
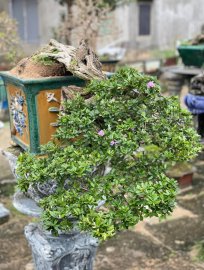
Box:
(96, 0, 128, 10)
(16, 67, 201, 241)
(56, 0, 127, 10)
(180, 40, 192, 46)
(194, 241, 204, 261)
(0, 12, 21, 64)
(32, 55, 56, 66)
(153, 49, 177, 59)
(32, 47, 60, 65)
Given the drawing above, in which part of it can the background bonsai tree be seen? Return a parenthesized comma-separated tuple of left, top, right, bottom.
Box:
(0, 12, 21, 65)
(17, 67, 200, 241)
(54, 0, 127, 48)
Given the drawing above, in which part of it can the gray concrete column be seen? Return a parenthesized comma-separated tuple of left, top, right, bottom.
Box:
(25, 223, 98, 270)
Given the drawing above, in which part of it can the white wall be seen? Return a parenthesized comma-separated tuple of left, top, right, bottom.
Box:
(98, 0, 204, 51)
(97, 3, 129, 50)
(38, 0, 66, 45)
(153, 0, 204, 49)
(6, 0, 204, 54)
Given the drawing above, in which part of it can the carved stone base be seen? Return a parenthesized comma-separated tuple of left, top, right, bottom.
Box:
(25, 223, 98, 270)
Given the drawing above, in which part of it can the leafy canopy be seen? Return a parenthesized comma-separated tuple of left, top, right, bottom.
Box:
(0, 12, 21, 64)
(56, 0, 127, 10)
(17, 67, 201, 241)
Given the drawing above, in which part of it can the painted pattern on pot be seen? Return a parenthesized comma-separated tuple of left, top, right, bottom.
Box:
(5, 83, 30, 148)
(46, 92, 60, 103)
(10, 92, 26, 136)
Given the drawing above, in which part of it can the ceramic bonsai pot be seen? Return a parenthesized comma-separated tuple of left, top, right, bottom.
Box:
(0, 72, 85, 153)
(177, 45, 204, 67)
(167, 162, 196, 189)
(163, 56, 178, 66)
(101, 60, 119, 72)
(175, 173, 194, 189)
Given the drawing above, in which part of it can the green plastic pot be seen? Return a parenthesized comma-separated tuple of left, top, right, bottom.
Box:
(177, 45, 204, 67)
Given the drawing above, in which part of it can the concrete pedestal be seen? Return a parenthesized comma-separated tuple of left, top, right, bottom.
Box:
(13, 191, 98, 270)
(25, 223, 98, 270)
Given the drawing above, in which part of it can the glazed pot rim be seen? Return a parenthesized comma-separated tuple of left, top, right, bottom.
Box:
(0, 71, 83, 85)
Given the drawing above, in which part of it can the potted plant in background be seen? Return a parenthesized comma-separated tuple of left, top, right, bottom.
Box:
(0, 12, 22, 122)
(177, 33, 204, 67)
(0, 11, 22, 70)
(162, 50, 178, 66)
(166, 162, 196, 189)
(151, 49, 178, 67)
(16, 67, 200, 243)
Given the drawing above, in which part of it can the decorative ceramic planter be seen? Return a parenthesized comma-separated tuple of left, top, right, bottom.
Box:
(177, 45, 204, 67)
(0, 72, 85, 153)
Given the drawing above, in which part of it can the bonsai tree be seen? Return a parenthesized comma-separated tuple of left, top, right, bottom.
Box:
(16, 67, 200, 241)
(55, 0, 127, 48)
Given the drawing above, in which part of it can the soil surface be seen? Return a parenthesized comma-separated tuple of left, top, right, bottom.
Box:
(0, 125, 204, 270)
(10, 58, 71, 79)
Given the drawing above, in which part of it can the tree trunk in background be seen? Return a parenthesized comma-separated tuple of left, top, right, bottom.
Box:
(64, 0, 74, 45)
(57, 0, 111, 50)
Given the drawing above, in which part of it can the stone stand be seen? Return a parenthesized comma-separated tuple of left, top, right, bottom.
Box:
(25, 223, 98, 270)
(0, 203, 10, 225)
(12, 191, 98, 270)
(162, 71, 184, 96)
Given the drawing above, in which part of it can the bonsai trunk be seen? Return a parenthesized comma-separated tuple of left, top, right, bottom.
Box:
(39, 39, 105, 80)
(11, 39, 106, 81)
